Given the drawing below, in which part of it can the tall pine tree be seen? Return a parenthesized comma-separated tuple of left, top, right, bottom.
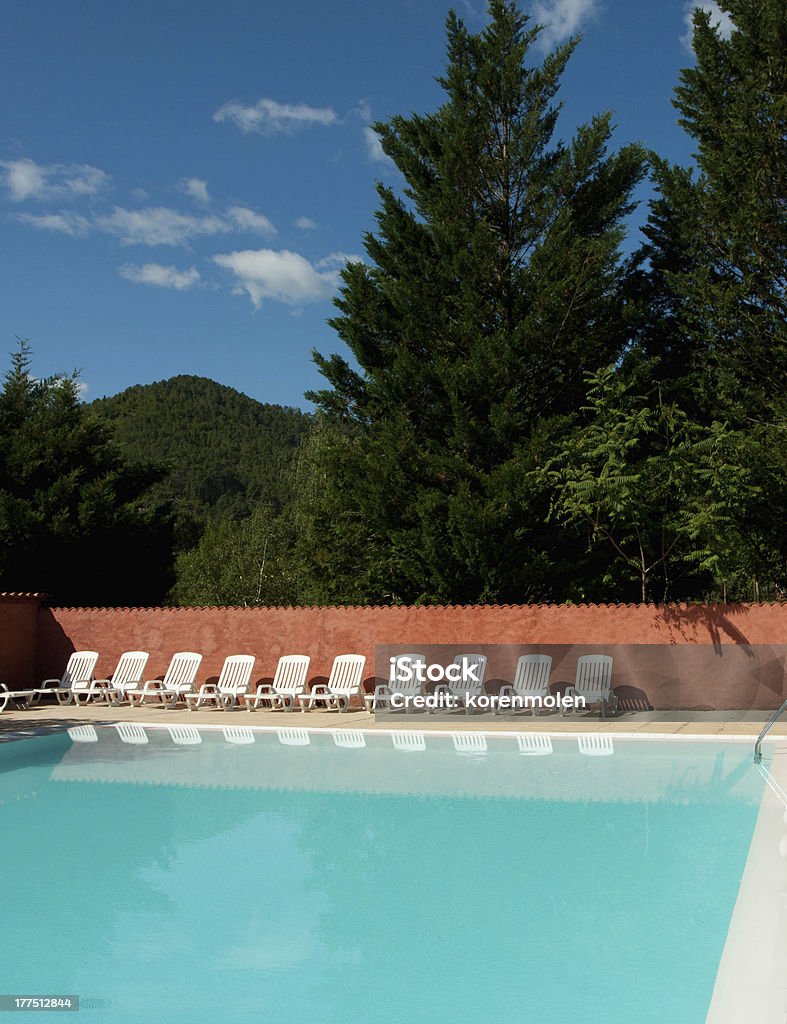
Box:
(302, 1, 645, 604)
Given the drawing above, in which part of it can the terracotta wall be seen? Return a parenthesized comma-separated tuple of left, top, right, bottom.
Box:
(0, 594, 41, 690)
(32, 602, 787, 711)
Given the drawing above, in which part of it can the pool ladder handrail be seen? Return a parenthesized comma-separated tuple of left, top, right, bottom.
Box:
(754, 697, 787, 764)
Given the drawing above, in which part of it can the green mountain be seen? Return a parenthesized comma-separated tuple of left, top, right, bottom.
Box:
(91, 375, 312, 541)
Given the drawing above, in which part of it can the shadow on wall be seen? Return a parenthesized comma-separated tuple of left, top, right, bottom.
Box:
(655, 604, 754, 650)
(35, 611, 75, 683)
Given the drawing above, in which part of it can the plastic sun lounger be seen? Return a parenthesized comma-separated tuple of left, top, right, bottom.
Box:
(517, 734, 553, 756)
(433, 653, 488, 714)
(496, 654, 552, 716)
(245, 655, 310, 711)
(298, 655, 366, 713)
(39, 651, 100, 706)
(132, 652, 203, 707)
(184, 654, 255, 710)
(564, 656, 617, 718)
(365, 654, 426, 712)
(0, 682, 58, 713)
(86, 651, 149, 705)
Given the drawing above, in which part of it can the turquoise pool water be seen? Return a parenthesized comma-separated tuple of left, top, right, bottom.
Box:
(0, 728, 764, 1024)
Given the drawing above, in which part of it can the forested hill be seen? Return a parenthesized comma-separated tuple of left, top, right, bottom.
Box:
(91, 376, 312, 533)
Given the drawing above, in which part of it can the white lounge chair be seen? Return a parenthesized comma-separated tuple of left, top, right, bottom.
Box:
(433, 653, 487, 714)
(298, 655, 366, 713)
(40, 651, 100, 706)
(0, 681, 57, 713)
(564, 655, 617, 718)
(365, 653, 426, 712)
(245, 655, 310, 711)
(86, 651, 150, 705)
(184, 654, 255, 710)
(132, 652, 203, 707)
(496, 654, 552, 716)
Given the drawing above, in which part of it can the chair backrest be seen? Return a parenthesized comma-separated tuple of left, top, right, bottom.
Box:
(169, 725, 202, 746)
(115, 723, 148, 745)
(512, 654, 552, 695)
(162, 652, 202, 688)
(575, 655, 613, 696)
(389, 654, 426, 698)
(113, 651, 149, 688)
(327, 654, 366, 695)
(216, 654, 255, 694)
(578, 734, 615, 757)
(62, 651, 99, 688)
(449, 653, 487, 696)
(517, 734, 553, 756)
(272, 654, 310, 695)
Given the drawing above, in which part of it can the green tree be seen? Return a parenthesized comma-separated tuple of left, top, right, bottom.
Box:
(634, 0, 787, 594)
(302, 0, 646, 604)
(172, 506, 298, 607)
(542, 363, 760, 602)
(0, 342, 174, 604)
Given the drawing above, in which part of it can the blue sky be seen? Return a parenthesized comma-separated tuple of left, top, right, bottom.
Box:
(0, 0, 733, 410)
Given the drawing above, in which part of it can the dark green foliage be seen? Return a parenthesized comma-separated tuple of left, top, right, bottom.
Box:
(0, 342, 174, 605)
(301, 0, 646, 603)
(91, 375, 312, 545)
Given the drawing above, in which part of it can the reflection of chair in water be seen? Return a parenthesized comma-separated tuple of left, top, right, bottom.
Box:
(169, 725, 202, 746)
(333, 730, 367, 749)
(392, 732, 426, 752)
(277, 728, 311, 746)
(496, 655, 552, 716)
(578, 735, 615, 757)
(223, 726, 256, 745)
(517, 734, 553, 756)
(115, 723, 149, 745)
(452, 733, 487, 754)
(68, 725, 99, 743)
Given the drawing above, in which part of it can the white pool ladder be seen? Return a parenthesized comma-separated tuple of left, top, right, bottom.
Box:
(754, 698, 787, 763)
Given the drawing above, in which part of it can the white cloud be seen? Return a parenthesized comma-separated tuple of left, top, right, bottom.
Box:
(531, 0, 599, 50)
(178, 177, 210, 204)
(118, 262, 201, 290)
(294, 216, 317, 230)
(95, 206, 230, 246)
(1, 158, 109, 201)
(214, 97, 337, 135)
(364, 126, 394, 165)
(681, 2, 734, 49)
(213, 248, 348, 308)
(131, 187, 148, 202)
(227, 206, 277, 236)
(15, 211, 91, 236)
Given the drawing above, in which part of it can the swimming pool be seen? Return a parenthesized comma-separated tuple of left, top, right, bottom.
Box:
(0, 727, 767, 1023)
